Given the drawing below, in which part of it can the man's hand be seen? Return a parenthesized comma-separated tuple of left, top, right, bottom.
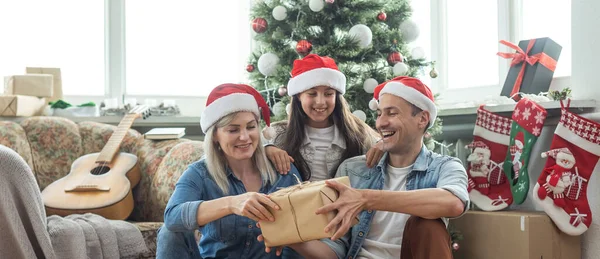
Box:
(265, 146, 294, 174)
(366, 141, 385, 168)
(256, 222, 285, 256)
(315, 180, 367, 240)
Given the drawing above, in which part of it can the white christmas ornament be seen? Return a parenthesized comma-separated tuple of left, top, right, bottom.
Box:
(363, 78, 378, 93)
(272, 101, 286, 116)
(349, 24, 373, 48)
(411, 47, 426, 59)
(272, 6, 287, 21)
(393, 62, 409, 76)
(399, 19, 420, 43)
(352, 110, 367, 122)
(257, 53, 280, 76)
(369, 99, 378, 110)
(285, 103, 292, 115)
(309, 0, 325, 12)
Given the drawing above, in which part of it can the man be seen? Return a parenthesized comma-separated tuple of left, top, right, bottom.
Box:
(285, 76, 469, 259)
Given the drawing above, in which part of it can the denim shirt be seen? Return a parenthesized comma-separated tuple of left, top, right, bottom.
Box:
(163, 158, 304, 259)
(323, 145, 470, 259)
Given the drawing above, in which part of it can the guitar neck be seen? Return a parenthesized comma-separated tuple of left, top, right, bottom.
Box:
(96, 114, 137, 163)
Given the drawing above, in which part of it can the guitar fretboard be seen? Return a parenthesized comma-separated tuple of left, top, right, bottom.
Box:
(96, 114, 137, 163)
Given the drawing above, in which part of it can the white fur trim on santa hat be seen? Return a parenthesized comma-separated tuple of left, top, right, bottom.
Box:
(379, 81, 437, 129)
(287, 68, 346, 96)
(200, 93, 259, 133)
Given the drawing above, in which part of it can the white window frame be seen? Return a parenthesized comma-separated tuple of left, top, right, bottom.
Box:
(429, 0, 570, 104)
(65, 0, 570, 116)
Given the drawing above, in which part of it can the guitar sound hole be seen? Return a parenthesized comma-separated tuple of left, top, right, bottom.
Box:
(90, 166, 111, 175)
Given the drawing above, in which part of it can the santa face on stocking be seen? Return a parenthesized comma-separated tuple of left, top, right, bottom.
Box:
(467, 147, 491, 177)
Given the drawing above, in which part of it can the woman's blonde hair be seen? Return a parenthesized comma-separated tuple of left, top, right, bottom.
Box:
(203, 112, 277, 194)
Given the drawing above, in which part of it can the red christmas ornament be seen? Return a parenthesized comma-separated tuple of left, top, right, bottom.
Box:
(296, 40, 313, 56)
(252, 18, 268, 33)
(387, 51, 403, 65)
(246, 64, 255, 72)
(377, 12, 387, 21)
(452, 242, 460, 251)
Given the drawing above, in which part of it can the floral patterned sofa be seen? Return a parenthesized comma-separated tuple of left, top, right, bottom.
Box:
(0, 116, 204, 258)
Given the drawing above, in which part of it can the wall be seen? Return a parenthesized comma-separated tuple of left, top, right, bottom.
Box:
(572, 0, 600, 257)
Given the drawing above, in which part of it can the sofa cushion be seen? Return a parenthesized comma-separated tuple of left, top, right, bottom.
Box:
(146, 141, 204, 222)
(131, 139, 192, 221)
(21, 117, 83, 190)
(78, 121, 142, 155)
(0, 121, 34, 170)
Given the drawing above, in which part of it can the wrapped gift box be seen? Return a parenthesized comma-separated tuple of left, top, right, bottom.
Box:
(499, 37, 562, 98)
(0, 95, 47, 116)
(26, 67, 63, 103)
(451, 210, 580, 259)
(4, 74, 54, 97)
(260, 176, 357, 247)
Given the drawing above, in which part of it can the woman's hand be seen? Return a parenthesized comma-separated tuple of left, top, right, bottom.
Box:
(265, 146, 294, 174)
(229, 192, 280, 222)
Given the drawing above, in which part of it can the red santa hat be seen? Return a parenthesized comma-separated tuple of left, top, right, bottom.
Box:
(287, 54, 346, 96)
(200, 83, 275, 139)
(370, 76, 437, 129)
(541, 147, 575, 162)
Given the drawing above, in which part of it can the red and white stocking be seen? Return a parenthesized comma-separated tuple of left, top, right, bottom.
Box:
(466, 106, 513, 211)
(532, 100, 599, 236)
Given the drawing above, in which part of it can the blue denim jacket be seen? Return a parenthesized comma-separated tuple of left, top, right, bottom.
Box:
(163, 158, 303, 259)
(323, 145, 470, 259)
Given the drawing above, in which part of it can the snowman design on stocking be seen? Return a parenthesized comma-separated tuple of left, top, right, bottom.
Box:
(538, 148, 575, 207)
(509, 132, 525, 185)
(466, 141, 491, 194)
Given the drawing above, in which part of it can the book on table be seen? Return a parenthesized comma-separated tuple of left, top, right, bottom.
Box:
(144, 127, 185, 140)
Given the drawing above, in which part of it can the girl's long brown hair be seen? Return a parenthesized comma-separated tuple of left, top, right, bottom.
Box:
(275, 93, 377, 180)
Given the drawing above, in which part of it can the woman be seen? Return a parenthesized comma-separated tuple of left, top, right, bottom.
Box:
(157, 84, 303, 258)
(266, 54, 383, 181)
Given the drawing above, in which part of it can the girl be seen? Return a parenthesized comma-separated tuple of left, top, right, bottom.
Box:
(266, 54, 383, 181)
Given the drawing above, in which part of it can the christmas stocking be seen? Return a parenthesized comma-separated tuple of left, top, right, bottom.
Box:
(465, 106, 513, 211)
(532, 100, 599, 236)
(502, 98, 547, 204)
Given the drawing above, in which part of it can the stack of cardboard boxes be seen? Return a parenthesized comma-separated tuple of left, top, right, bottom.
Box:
(1, 67, 62, 116)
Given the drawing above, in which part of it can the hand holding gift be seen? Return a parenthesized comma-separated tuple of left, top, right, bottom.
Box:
(258, 176, 359, 247)
(229, 192, 280, 222)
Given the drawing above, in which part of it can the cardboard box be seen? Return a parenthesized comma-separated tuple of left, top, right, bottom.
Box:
(500, 37, 562, 98)
(260, 176, 357, 247)
(4, 74, 54, 97)
(451, 210, 580, 259)
(26, 67, 63, 103)
(0, 95, 47, 116)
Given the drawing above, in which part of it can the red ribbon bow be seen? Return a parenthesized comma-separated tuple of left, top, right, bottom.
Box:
(497, 39, 558, 98)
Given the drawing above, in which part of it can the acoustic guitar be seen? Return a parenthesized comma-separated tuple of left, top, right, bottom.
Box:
(42, 105, 150, 220)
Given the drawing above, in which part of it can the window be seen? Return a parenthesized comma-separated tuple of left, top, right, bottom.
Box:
(446, 1, 499, 89)
(421, 0, 572, 104)
(125, 0, 252, 96)
(522, 0, 571, 77)
(0, 0, 105, 96)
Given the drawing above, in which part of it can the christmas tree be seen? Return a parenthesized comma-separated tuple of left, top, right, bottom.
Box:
(247, 0, 442, 149)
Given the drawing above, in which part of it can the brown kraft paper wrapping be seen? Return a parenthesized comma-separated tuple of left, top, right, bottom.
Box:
(260, 176, 358, 247)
